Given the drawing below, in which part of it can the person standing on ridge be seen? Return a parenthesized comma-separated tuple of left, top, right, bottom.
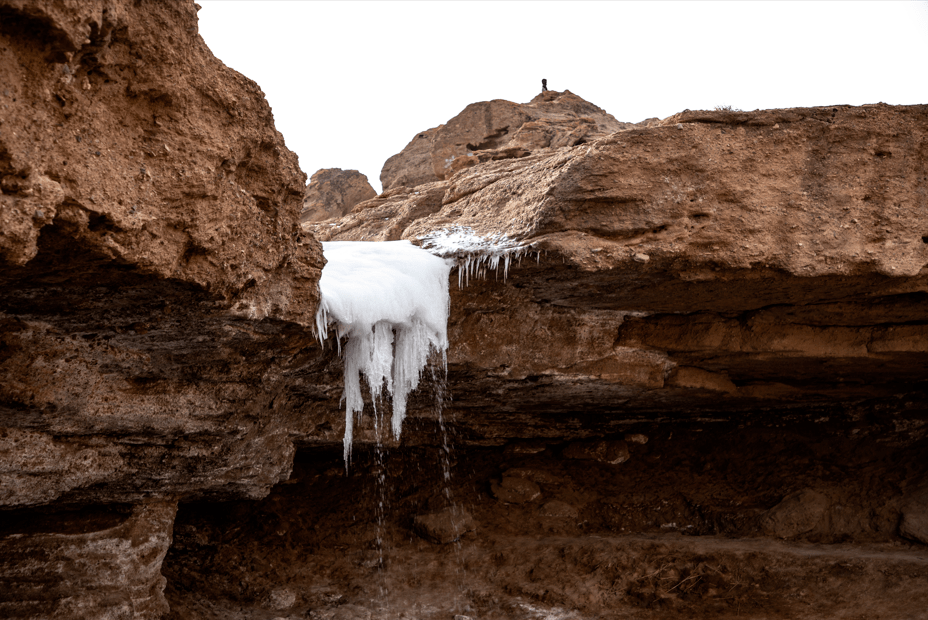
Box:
(541, 79, 548, 92)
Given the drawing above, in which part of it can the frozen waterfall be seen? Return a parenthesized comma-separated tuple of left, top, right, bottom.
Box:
(315, 241, 453, 463)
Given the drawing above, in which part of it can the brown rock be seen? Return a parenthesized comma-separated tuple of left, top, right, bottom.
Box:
(503, 441, 549, 456)
(307, 101, 928, 446)
(0, 0, 321, 324)
(379, 90, 631, 191)
(540, 500, 579, 518)
(0, 2, 323, 614)
(761, 489, 831, 538)
(0, 0, 322, 509)
(267, 587, 297, 611)
(301, 168, 377, 223)
(900, 484, 928, 545)
(331, 605, 372, 620)
(491, 476, 542, 504)
(413, 507, 476, 543)
(0, 500, 176, 619)
(503, 467, 563, 485)
(563, 440, 630, 465)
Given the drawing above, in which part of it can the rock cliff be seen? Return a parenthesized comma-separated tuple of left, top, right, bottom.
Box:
(2, 1, 928, 618)
(289, 96, 928, 619)
(0, 1, 321, 617)
(307, 99, 928, 441)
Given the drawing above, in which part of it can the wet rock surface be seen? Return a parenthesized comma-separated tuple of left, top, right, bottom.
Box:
(0, 500, 176, 619)
(163, 429, 928, 619)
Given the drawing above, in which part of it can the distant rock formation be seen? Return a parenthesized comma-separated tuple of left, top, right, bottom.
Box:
(301, 168, 377, 223)
(380, 90, 637, 191)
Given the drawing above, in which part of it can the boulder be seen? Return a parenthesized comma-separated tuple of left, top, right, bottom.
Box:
(540, 500, 579, 518)
(413, 507, 476, 544)
(761, 489, 831, 538)
(491, 476, 542, 504)
(301, 168, 377, 223)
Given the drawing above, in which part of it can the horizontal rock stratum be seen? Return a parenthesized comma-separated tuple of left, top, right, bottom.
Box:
(2, 1, 928, 617)
(284, 94, 928, 618)
(305, 98, 928, 441)
(0, 1, 321, 617)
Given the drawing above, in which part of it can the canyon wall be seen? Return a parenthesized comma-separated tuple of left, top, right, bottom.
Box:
(0, 1, 322, 617)
(2, 1, 928, 618)
(290, 97, 928, 619)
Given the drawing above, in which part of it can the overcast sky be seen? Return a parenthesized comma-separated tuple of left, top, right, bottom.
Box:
(198, 1, 928, 193)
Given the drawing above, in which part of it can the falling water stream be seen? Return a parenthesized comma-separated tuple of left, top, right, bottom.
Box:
(315, 235, 527, 614)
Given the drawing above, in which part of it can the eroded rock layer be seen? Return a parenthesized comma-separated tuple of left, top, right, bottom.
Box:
(0, 1, 322, 617)
(303, 100, 928, 445)
(252, 95, 928, 619)
(3, 2, 928, 616)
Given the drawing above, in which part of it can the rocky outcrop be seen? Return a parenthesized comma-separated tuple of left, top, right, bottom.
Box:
(300, 168, 376, 223)
(380, 90, 634, 191)
(3, 4, 928, 615)
(283, 98, 928, 620)
(0, 0, 322, 503)
(305, 101, 928, 442)
(0, 501, 176, 619)
(0, 1, 322, 617)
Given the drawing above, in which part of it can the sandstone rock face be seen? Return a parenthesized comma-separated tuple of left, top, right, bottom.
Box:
(0, 500, 176, 619)
(0, 0, 321, 505)
(0, 1, 323, 617)
(305, 102, 928, 445)
(300, 168, 376, 223)
(379, 90, 633, 191)
(4, 6, 928, 615)
(277, 99, 928, 620)
(0, 0, 321, 323)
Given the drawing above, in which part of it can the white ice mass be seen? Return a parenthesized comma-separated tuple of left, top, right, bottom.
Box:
(315, 241, 453, 462)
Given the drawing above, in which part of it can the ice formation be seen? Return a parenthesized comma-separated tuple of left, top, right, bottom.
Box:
(315, 241, 453, 462)
(418, 225, 538, 286)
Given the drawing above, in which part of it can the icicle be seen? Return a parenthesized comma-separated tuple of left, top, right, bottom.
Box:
(315, 241, 452, 464)
(418, 225, 537, 287)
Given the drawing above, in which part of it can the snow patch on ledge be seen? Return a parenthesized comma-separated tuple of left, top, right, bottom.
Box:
(418, 225, 538, 286)
(315, 241, 452, 463)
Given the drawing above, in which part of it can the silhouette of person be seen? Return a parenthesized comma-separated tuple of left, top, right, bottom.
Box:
(542, 79, 548, 92)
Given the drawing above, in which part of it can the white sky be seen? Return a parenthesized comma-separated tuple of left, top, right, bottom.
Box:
(198, 1, 928, 193)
